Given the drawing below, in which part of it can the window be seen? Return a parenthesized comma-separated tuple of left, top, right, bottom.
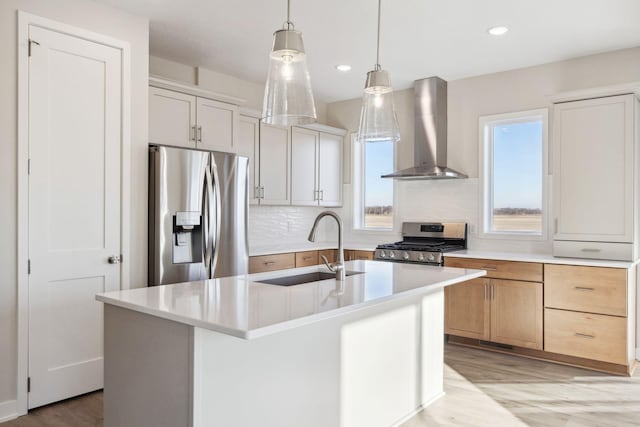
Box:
(479, 109, 548, 237)
(353, 135, 394, 230)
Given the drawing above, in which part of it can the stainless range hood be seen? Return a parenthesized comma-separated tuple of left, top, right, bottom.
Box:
(382, 77, 467, 180)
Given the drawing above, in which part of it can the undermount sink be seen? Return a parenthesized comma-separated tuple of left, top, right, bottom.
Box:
(257, 271, 364, 287)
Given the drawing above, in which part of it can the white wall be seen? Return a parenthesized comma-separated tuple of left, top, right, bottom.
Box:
(326, 46, 640, 253)
(0, 0, 148, 412)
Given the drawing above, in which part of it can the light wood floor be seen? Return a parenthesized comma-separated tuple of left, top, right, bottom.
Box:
(4, 344, 640, 427)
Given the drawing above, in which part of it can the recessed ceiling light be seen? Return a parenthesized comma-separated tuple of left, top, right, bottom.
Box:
(487, 26, 509, 36)
(335, 64, 352, 72)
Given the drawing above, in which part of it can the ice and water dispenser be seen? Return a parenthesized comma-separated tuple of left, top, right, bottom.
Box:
(172, 211, 202, 264)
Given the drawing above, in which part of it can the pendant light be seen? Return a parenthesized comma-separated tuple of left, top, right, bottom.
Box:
(357, 0, 400, 143)
(262, 0, 317, 126)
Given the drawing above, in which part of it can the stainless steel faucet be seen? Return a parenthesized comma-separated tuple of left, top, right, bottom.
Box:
(308, 211, 346, 280)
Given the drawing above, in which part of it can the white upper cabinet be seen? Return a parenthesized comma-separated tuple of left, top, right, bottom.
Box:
(318, 132, 343, 207)
(553, 93, 637, 258)
(290, 127, 344, 207)
(238, 115, 260, 205)
(259, 123, 291, 205)
(149, 87, 196, 148)
(291, 127, 319, 206)
(149, 84, 239, 152)
(197, 97, 238, 152)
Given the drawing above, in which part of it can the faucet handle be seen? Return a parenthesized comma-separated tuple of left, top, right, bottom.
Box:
(321, 255, 335, 272)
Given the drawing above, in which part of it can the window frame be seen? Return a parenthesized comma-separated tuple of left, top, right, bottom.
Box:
(352, 133, 398, 233)
(478, 108, 549, 240)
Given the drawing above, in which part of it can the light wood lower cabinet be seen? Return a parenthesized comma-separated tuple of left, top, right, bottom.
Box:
(444, 257, 635, 374)
(345, 250, 375, 261)
(545, 308, 627, 365)
(249, 253, 295, 273)
(444, 278, 490, 340)
(490, 279, 543, 350)
(295, 251, 319, 267)
(444, 278, 543, 350)
(249, 249, 370, 273)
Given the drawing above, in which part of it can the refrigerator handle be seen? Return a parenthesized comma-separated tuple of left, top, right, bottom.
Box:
(210, 160, 222, 277)
(203, 166, 215, 279)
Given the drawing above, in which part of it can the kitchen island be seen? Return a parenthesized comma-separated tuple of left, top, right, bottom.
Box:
(96, 260, 484, 427)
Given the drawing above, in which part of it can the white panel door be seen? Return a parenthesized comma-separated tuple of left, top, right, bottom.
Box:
(238, 115, 260, 205)
(259, 123, 291, 205)
(553, 95, 634, 243)
(149, 87, 196, 147)
(318, 132, 343, 207)
(28, 25, 122, 409)
(196, 97, 238, 152)
(291, 127, 319, 206)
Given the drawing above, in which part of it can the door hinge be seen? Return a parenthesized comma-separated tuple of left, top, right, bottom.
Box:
(28, 39, 40, 57)
(28, 259, 31, 275)
(27, 377, 31, 393)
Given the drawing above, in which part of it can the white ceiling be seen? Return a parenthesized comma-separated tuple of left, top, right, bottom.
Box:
(98, 0, 640, 103)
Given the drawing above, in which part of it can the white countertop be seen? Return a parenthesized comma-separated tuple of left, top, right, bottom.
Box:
(96, 260, 485, 339)
(250, 242, 377, 256)
(444, 249, 639, 268)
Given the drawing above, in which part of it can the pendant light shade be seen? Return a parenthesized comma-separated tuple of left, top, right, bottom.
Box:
(262, 1, 317, 126)
(357, 0, 400, 143)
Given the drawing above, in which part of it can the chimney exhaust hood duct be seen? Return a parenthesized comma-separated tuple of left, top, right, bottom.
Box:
(382, 77, 468, 180)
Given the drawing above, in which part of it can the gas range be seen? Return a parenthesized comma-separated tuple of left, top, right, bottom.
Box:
(375, 222, 467, 265)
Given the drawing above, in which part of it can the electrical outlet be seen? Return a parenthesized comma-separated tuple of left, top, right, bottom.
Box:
(469, 223, 476, 234)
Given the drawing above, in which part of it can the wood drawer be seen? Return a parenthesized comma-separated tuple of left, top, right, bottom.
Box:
(318, 249, 336, 264)
(295, 251, 319, 267)
(444, 257, 542, 282)
(545, 308, 627, 365)
(249, 253, 295, 273)
(345, 250, 374, 261)
(545, 264, 627, 316)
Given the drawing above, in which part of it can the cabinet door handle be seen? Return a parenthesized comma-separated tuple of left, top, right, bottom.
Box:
(484, 283, 488, 300)
(320, 190, 324, 201)
(303, 256, 313, 260)
(575, 332, 595, 339)
(264, 261, 276, 266)
(574, 286, 595, 291)
(580, 248, 601, 253)
(197, 126, 202, 142)
(190, 125, 197, 141)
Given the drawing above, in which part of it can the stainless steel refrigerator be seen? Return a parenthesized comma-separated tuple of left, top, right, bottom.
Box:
(148, 145, 249, 286)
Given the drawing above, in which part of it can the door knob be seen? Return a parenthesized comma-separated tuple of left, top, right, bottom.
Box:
(108, 255, 122, 264)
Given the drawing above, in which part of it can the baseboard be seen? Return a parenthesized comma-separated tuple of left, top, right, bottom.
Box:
(0, 400, 18, 423)
(390, 391, 446, 427)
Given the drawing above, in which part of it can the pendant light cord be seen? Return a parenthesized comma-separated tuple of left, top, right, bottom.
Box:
(285, 0, 294, 30)
(375, 0, 382, 70)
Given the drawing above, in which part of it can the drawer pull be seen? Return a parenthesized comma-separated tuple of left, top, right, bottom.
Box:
(264, 261, 276, 266)
(303, 256, 313, 260)
(481, 266, 497, 271)
(575, 332, 595, 339)
(574, 286, 594, 291)
(580, 248, 601, 253)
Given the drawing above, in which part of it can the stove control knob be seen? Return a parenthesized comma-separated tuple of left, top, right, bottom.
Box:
(389, 251, 395, 259)
(403, 252, 410, 260)
(379, 250, 386, 258)
(428, 254, 436, 262)
(418, 253, 425, 262)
